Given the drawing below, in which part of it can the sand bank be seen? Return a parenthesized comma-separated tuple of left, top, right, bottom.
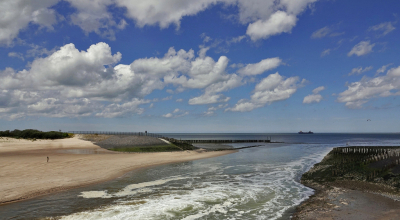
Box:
(0, 137, 236, 205)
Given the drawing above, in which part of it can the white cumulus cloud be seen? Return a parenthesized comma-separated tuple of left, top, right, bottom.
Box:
(0, 0, 320, 44)
(312, 86, 325, 94)
(67, 0, 127, 40)
(246, 11, 297, 41)
(0, 42, 251, 119)
(237, 57, 282, 76)
(227, 72, 305, 112)
(303, 86, 325, 104)
(337, 65, 400, 108)
(0, 0, 59, 45)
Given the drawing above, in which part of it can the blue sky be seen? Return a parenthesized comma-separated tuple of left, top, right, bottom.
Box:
(0, 0, 400, 133)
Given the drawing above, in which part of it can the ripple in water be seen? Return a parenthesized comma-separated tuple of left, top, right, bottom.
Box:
(60, 144, 332, 220)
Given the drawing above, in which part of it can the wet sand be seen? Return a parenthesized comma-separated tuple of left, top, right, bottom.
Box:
(0, 137, 236, 205)
(293, 184, 400, 220)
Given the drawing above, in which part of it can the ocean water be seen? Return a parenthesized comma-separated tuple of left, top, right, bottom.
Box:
(1, 133, 400, 220)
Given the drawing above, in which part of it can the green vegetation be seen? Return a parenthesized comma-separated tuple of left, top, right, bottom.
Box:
(302, 147, 400, 189)
(171, 141, 197, 150)
(110, 145, 183, 152)
(0, 129, 72, 140)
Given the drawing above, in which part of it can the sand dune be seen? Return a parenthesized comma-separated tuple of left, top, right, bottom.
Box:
(0, 137, 235, 204)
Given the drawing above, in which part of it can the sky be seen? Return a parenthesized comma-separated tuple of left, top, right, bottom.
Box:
(0, 0, 399, 133)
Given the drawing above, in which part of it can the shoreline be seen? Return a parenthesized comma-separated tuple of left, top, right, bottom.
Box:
(0, 137, 236, 205)
(293, 147, 400, 219)
(293, 181, 400, 219)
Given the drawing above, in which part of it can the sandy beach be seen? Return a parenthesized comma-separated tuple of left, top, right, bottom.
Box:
(0, 137, 236, 205)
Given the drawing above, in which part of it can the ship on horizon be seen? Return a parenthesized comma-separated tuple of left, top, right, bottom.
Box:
(298, 131, 314, 134)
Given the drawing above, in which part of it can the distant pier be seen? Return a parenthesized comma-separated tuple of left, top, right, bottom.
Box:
(183, 139, 271, 143)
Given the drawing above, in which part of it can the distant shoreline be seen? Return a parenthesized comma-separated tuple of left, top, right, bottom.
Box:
(0, 137, 236, 205)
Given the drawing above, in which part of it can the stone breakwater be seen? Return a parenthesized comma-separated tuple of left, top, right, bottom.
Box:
(293, 146, 400, 219)
(301, 146, 400, 188)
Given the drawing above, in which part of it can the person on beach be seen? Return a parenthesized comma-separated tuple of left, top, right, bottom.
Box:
(47, 156, 49, 163)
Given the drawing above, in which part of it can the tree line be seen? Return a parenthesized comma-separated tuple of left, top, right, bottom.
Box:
(0, 129, 71, 139)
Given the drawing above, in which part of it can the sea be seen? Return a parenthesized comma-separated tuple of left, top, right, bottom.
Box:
(1, 133, 400, 220)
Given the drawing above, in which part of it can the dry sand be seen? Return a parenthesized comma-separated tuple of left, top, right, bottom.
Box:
(0, 137, 236, 205)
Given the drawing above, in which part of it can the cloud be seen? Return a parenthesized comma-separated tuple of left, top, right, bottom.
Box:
(95, 99, 150, 118)
(26, 44, 58, 58)
(0, 0, 60, 45)
(227, 35, 246, 44)
(311, 25, 344, 39)
(237, 57, 282, 76)
(312, 86, 325, 94)
(376, 63, 393, 75)
(337, 65, 400, 108)
(348, 66, 373, 76)
(1, 0, 319, 44)
(162, 96, 173, 101)
(227, 72, 305, 112)
(246, 11, 297, 41)
(66, 0, 127, 40)
(303, 94, 322, 104)
(303, 86, 325, 104)
(189, 94, 230, 105)
(188, 74, 242, 105)
(115, 0, 218, 29)
(348, 41, 375, 57)
(368, 22, 396, 37)
(176, 98, 183, 102)
(162, 113, 173, 118)
(8, 52, 24, 61)
(111, 0, 314, 42)
(311, 26, 331, 39)
(238, 0, 317, 25)
(0, 43, 149, 119)
(0, 42, 249, 119)
(162, 108, 189, 118)
(200, 33, 212, 43)
(203, 103, 228, 116)
(320, 49, 331, 57)
(116, 0, 317, 41)
(32, 8, 58, 30)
